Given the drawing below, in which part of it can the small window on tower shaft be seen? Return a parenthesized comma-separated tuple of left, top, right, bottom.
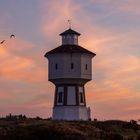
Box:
(71, 63, 74, 69)
(58, 92, 63, 103)
(80, 92, 84, 103)
(55, 64, 58, 70)
(85, 64, 88, 70)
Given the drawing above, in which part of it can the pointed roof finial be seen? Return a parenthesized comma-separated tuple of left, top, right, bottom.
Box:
(68, 20, 71, 29)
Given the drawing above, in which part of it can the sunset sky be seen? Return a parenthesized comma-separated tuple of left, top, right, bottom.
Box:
(0, 0, 140, 121)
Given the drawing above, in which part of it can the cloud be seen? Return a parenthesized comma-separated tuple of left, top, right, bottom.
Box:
(117, 0, 140, 14)
(40, 0, 74, 39)
(0, 36, 53, 116)
(87, 0, 140, 14)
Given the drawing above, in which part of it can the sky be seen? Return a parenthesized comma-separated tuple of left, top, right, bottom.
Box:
(0, 0, 140, 121)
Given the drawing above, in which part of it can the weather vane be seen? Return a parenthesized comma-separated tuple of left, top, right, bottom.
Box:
(68, 20, 71, 29)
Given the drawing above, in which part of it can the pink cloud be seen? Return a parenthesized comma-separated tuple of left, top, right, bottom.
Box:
(118, 0, 140, 14)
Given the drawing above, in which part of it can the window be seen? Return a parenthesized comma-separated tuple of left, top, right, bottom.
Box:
(74, 35, 78, 42)
(74, 35, 78, 39)
(58, 92, 63, 103)
(80, 92, 84, 103)
(71, 63, 74, 69)
(85, 64, 88, 70)
(55, 64, 58, 70)
(67, 35, 71, 38)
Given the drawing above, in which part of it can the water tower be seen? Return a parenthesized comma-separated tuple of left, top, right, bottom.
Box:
(44, 28, 96, 120)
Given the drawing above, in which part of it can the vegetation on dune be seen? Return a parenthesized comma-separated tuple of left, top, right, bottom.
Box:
(0, 114, 140, 140)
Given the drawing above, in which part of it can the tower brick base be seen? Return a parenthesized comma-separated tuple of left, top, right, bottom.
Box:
(53, 106, 91, 120)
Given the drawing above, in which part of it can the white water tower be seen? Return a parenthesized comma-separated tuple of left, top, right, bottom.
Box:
(44, 28, 96, 120)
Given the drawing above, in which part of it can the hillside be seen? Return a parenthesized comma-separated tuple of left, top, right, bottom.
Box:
(0, 115, 140, 140)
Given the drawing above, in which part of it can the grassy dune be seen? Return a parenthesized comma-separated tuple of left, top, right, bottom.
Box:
(0, 116, 140, 140)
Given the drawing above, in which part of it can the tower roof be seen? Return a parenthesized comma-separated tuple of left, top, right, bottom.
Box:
(45, 45, 96, 57)
(59, 28, 81, 36)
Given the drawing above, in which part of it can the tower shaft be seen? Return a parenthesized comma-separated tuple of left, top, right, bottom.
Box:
(53, 84, 89, 120)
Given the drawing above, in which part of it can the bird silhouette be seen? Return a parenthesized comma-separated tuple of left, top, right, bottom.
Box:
(0, 40, 5, 44)
(10, 34, 15, 39)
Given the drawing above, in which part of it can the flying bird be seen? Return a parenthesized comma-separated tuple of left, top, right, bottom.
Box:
(10, 34, 15, 39)
(0, 40, 5, 44)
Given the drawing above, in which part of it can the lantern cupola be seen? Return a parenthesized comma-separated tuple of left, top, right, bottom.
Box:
(60, 28, 80, 45)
